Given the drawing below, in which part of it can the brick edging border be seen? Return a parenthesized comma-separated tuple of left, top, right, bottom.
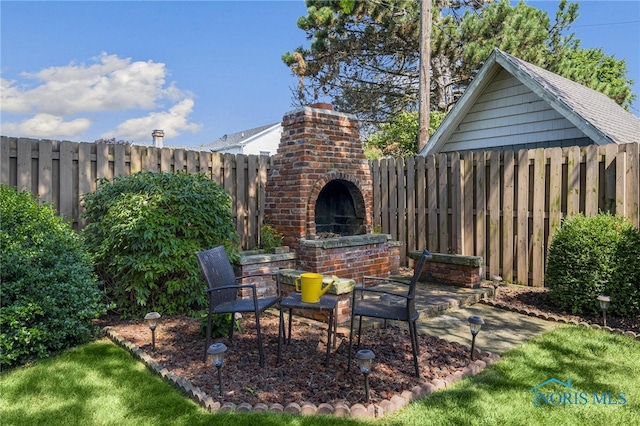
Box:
(102, 327, 499, 418)
(479, 300, 640, 340)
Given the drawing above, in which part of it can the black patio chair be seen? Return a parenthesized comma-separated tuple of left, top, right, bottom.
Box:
(348, 248, 432, 377)
(196, 246, 281, 367)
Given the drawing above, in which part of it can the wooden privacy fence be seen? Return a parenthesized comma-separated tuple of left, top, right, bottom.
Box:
(0, 137, 269, 250)
(2, 136, 639, 286)
(373, 143, 639, 286)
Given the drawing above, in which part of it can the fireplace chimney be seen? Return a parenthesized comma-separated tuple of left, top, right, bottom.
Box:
(152, 129, 164, 148)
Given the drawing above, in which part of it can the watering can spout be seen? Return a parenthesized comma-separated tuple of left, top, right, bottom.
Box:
(295, 273, 339, 303)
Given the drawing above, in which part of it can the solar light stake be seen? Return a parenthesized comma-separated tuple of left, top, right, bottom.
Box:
(492, 275, 503, 299)
(597, 295, 611, 327)
(468, 315, 485, 361)
(207, 343, 228, 396)
(355, 349, 375, 403)
(144, 312, 161, 350)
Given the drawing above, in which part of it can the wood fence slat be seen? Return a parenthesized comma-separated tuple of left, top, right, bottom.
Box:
(516, 149, 529, 286)
(426, 155, 438, 250)
(145, 147, 159, 172)
(532, 148, 545, 287)
(437, 153, 448, 253)
(161, 147, 173, 172)
(566, 146, 580, 217)
(488, 150, 500, 277)
(474, 151, 486, 266)
(371, 159, 382, 231)
(397, 157, 407, 254)
(258, 154, 268, 234)
(389, 158, 399, 241)
(0, 137, 11, 185)
(415, 156, 426, 249)
(59, 141, 74, 222)
(462, 151, 474, 255)
(173, 148, 185, 173)
(625, 142, 639, 227)
(38, 140, 53, 203)
(130, 145, 142, 173)
(17, 138, 32, 191)
(450, 152, 462, 254)
(236, 154, 248, 247)
(96, 144, 110, 181)
(502, 150, 515, 282)
(187, 150, 198, 174)
(77, 143, 93, 229)
(211, 152, 222, 184)
(113, 144, 126, 177)
(602, 144, 617, 213)
(584, 144, 599, 216)
(247, 155, 259, 248)
(548, 147, 562, 256)
(405, 157, 416, 252)
(199, 151, 211, 177)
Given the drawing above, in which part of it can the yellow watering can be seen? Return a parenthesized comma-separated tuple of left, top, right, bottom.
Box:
(295, 273, 337, 303)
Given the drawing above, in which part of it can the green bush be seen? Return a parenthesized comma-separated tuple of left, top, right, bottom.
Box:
(0, 184, 105, 368)
(81, 172, 239, 318)
(545, 213, 640, 319)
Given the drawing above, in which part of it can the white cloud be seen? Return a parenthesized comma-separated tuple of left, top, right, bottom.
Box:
(101, 98, 202, 142)
(0, 53, 201, 142)
(1, 114, 92, 139)
(1, 53, 176, 115)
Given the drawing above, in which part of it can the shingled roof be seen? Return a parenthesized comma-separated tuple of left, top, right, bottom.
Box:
(421, 48, 640, 155)
(206, 122, 279, 151)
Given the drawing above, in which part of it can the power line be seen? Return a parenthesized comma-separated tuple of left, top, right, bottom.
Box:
(573, 20, 640, 28)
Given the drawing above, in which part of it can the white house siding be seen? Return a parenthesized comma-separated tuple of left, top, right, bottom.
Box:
(442, 69, 590, 153)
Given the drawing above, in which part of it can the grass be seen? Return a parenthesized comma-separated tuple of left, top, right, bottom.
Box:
(1, 327, 638, 426)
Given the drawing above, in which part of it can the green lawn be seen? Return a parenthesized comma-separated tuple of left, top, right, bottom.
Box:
(1, 326, 638, 426)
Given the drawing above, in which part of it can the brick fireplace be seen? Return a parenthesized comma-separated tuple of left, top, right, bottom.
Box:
(264, 104, 394, 282)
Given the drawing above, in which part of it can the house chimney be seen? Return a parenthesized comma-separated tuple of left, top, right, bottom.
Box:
(152, 129, 164, 148)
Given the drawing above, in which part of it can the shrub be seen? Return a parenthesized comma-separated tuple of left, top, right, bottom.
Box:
(260, 224, 284, 251)
(545, 213, 640, 318)
(81, 171, 239, 318)
(0, 184, 105, 368)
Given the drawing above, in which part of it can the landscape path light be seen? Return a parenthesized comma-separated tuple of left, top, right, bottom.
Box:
(468, 315, 485, 361)
(492, 275, 503, 299)
(207, 343, 228, 397)
(354, 349, 375, 403)
(144, 312, 161, 351)
(597, 295, 611, 327)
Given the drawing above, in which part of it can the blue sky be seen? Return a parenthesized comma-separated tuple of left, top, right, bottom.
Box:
(1, 1, 638, 148)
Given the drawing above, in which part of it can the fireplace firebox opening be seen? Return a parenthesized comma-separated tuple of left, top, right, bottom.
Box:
(314, 179, 366, 236)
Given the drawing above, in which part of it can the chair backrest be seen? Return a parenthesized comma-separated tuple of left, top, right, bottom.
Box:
(407, 249, 433, 312)
(195, 246, 238, 305)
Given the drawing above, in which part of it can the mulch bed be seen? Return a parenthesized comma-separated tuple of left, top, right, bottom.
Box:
(97, 284, 639, 408)
(99, 312, 475, 407)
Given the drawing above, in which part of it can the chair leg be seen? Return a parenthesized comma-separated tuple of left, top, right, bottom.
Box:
(255, 314, 265, 368)
(409, 320, 420, 377)
(356, 316, 363, 348)
(347, 312, 356, 372)
(203, 311, 213, 363)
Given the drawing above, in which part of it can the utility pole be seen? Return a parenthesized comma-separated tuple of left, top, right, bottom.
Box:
(418, 0, 431, 153)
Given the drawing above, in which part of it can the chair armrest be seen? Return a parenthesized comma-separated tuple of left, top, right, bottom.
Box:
(362, 276, 411, 286)
(352, 286, 412, 300)
(207, 283, 257, 293)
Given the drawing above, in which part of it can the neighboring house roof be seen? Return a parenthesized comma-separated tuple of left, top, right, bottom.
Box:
(206, 122, 281, 154)
(420, 48, 640, 156)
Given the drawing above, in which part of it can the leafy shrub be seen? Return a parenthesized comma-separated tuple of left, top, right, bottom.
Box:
(199, 313, 242, 339)
(260, 224, 284, 251)
(0, 184, 106, 368)
(81, 172, 239, 318)
(545, 213, 640, 318)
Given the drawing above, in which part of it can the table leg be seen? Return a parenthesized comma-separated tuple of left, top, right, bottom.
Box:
(287, 308, 293, 345)
(325, 309, 333, 366)
(277, 307, 284, 365)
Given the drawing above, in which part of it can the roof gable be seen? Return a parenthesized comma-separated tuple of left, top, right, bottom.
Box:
(420, 49, 640, 155)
